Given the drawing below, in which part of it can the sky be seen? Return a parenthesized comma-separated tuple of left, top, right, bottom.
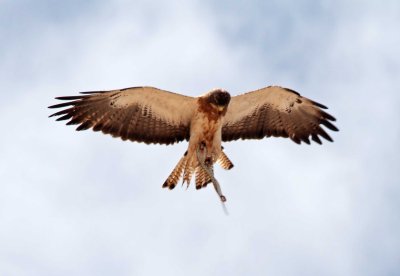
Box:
(0, 0, 399, 275)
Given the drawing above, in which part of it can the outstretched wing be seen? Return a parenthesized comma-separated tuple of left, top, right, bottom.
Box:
(222, 86, 338, 144)
(49, 86, 196, 145)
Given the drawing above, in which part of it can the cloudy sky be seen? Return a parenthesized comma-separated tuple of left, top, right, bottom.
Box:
(1, 0, 399, 275)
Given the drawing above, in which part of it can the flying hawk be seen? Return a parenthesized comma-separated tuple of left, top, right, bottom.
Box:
(49, 86, 338, 201)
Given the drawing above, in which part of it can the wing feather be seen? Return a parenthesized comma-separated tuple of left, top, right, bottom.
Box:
(222, 86, 338, 144)
(49, 86, 196, 145)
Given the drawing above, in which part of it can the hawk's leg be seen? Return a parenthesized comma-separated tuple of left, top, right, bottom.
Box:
(196, 142, 226, 203)
(199, 140, 212, 166)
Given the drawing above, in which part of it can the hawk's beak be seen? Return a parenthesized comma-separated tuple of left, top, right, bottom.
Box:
(211, 103, 225, 112)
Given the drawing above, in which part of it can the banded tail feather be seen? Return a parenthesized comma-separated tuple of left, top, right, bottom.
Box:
(162, 149, 234, 190)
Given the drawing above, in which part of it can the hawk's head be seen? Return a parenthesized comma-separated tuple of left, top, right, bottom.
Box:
(208, 89, 231, 111)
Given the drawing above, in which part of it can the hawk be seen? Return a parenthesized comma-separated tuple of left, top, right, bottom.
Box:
(49, 86, 338, 201)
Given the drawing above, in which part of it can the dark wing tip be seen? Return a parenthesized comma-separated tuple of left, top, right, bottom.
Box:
(317, 127, 334, 142)
(321, 120, 339, 132)
(318, 109, 339, 132)
(301, 136, 311, 145)
(76, 121, 93, 131)
(55, 96, 86, 100)
(56, 114, 72, 121)
(48, 102, 74, 109)
(79, 90, 106, 94)
(119, 86, 142, 91)
(311, 134, 322, 145)
(311, 100, 328, 109)
(290, 135, 301, 144)
(320, 110, 336, 122)
(283, 87, 300, 96)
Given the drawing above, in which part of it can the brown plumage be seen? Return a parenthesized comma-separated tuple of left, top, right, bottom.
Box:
(49, 87, 194, 145)
(49, 85, 338, 197)
(222, 87, 338, 144)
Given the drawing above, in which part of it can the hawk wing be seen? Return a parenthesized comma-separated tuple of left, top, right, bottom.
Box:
(49, 86, 196, 145)
(222, 86, 338, 144)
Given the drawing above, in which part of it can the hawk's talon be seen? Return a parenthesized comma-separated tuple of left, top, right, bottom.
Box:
(196, 145, 227, 204)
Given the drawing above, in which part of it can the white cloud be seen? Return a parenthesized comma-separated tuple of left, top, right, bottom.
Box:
(0, 0, 399, 275)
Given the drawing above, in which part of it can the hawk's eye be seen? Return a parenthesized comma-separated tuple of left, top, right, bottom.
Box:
(215, 92, 230, 106)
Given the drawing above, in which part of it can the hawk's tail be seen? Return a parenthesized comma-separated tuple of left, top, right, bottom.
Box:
(216, 150, 234, 170)
(162, 152, 187, 190)
(162, 149, 234, 190)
